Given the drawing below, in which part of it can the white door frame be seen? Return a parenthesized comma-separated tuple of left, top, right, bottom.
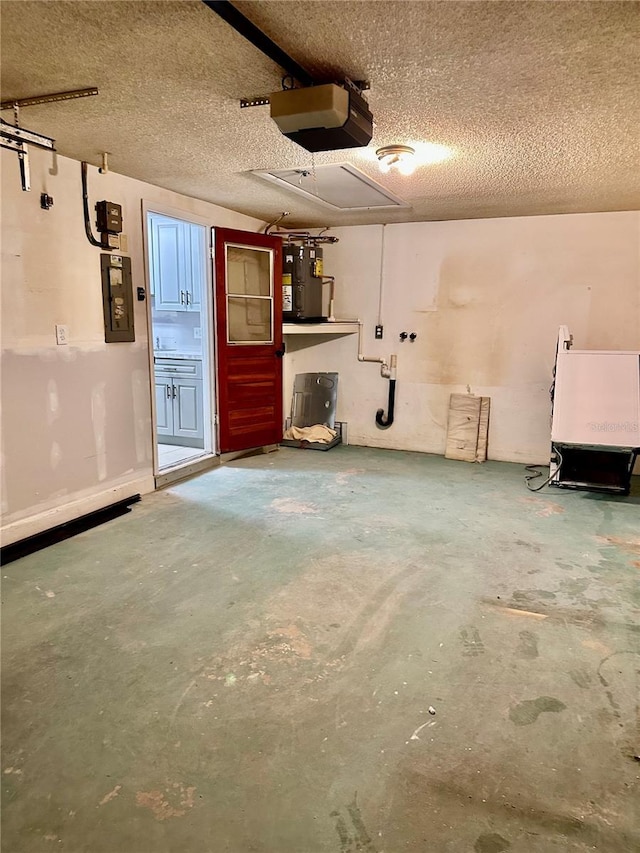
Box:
(141, 200, 219, 484)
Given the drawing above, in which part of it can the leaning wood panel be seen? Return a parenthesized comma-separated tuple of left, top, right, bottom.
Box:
(445, 394, 481, 462)
(476, 396, 491, 462)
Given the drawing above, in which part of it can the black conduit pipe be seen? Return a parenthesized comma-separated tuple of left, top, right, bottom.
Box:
(81, 161, 110, 249)
(376, 378, 396, 429)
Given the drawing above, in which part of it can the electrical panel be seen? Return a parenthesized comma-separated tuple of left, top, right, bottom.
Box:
(282, 244, 324, 321)
(96, 200, 123, 233)
(100, 253, 135, 342)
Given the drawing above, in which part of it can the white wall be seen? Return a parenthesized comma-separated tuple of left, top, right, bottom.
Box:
(286, 213, 640, 463)
(1, 148, 262, 545)
(3, 150, 638, 549)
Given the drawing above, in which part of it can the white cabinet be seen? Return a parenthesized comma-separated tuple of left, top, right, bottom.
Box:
(149, 215, 205, 312)
(155, 378, 174, 438)
(150, 217, 185, 311)
(173, 377, 203, 441)
(154, 359, 204, 447)
(187, 224, 204, 310)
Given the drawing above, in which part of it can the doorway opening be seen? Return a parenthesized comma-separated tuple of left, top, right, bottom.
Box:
(146, 211, 216, 474)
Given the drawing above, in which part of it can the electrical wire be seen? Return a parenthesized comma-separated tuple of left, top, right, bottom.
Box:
(81, 161, 110, 249)
(264, 211, 289, 235)
(525, 446, 563, 492)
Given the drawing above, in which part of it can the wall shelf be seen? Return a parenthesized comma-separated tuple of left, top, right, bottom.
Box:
(283, 322, 359, 337)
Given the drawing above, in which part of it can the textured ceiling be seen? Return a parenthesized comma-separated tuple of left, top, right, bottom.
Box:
(1, 0, 639, 227)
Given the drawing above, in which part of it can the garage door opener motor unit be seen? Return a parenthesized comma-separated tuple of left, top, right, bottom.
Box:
(270, 82, 373, 152)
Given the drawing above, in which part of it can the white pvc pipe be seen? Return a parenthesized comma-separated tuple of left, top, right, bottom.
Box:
(356, 320, 396, 378)
(377, 224, 386, 326)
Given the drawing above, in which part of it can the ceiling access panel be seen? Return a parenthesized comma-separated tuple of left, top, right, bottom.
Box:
(252, 163, 409, 211)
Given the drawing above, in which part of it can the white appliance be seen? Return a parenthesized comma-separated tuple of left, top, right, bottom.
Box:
(550, 326, 640, 493)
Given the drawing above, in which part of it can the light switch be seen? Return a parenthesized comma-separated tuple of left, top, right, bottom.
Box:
(55, 324, 69, 345)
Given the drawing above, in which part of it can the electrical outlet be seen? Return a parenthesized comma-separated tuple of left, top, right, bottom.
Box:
(375, 324, 384, 339)
(194, 327, 202, 339)
(55, 324, 69, 345)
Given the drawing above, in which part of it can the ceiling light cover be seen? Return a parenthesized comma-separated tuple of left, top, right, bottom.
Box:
(376, 145, 416, 175)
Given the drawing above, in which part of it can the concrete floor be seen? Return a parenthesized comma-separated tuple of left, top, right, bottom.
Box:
(2, 447, 639, 853)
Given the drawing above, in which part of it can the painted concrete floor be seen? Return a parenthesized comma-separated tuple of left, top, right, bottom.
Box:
(2, 447, 639, 853)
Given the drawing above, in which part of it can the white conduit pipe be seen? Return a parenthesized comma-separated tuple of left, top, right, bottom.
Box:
(377, 224, 386, 327)
(357, 320, 393, 378)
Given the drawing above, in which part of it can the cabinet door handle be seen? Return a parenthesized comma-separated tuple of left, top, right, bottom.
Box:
(180, 290, 185, 305)
(185, 291, 191, 305)
(166, 384, 171, 398)
(172, 384, 177, 399)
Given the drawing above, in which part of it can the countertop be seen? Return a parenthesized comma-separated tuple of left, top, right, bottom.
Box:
(153, 352, 203, 361)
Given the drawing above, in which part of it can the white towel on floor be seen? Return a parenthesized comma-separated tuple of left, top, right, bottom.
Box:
(283, 424, 337, 444)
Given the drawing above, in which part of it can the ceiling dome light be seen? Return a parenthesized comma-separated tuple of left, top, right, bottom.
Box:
(397, 157, 416, 176)
(376, 145, 416, 175)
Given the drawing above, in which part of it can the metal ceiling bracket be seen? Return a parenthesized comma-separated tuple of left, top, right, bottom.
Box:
(1, 136, 31, 191)
(1, 87, 95, 191)
(0, 87, 99, 112)
(240, 96, 271, 108)
(1, 119, 55, 151)
(344, 77, 370, 94)
(1, 118, 56, 192)
(240, 79, 369, 108)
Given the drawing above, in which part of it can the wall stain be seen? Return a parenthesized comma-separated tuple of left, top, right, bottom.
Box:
(509, 696, 566, 725)
(422, 250, 510, 386)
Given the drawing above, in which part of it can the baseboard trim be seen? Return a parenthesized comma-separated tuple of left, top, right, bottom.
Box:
(1, 494, 142, 565)
(1, 475, 156, 548)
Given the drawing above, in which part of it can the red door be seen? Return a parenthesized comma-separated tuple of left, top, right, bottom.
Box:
(214, 228, 283, 453)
